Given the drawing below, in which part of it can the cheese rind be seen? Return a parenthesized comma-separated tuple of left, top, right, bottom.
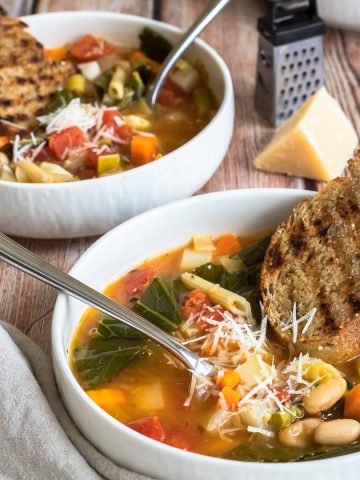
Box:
(253, 87, 359, 181)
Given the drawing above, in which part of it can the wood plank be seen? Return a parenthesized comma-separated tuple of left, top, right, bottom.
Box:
(35, 0, 153, 16)
(159, 0, 305, 192)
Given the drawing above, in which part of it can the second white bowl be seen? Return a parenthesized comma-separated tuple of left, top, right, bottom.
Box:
(0, 11, 234, 238)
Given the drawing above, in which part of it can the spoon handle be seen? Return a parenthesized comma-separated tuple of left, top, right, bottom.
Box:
(0, 232, 214, 376)
(146, 0, 231, 107)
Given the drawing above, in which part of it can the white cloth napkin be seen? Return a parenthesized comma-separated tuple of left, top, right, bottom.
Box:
(0, 321, 153, 480)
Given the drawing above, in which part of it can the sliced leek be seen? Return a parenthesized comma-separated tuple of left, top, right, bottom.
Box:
(181, 272, 252, 319)
(219, 255, 247, 274)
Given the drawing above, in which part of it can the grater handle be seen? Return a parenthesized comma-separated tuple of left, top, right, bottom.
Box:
(265, 0, 319, 29)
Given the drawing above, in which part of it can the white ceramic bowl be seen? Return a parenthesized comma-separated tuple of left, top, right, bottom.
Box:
(0, 11, 234, 239)
(52, 188, 360, 480)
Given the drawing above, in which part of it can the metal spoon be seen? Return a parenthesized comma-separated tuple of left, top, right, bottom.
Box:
(146, 0, 231, 108)
(0, 233, 214, 376)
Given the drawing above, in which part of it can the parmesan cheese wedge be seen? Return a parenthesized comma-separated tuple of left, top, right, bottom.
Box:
(253, 87, 358, 181)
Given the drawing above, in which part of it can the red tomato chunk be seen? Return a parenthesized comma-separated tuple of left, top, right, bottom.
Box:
(101, 110, 133, 140)
(122, 269, 156, 299)
(127, 416, 166, 442)
(181, 289, 211, 320)
(48, 126, 85, 159)
(70, 34, 114, 61)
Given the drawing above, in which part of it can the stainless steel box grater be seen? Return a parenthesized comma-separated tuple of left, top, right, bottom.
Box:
(255, 0, 326, 127)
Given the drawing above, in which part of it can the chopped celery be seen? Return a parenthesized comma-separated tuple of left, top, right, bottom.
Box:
(139, 27, 172, 63)
(97, 154, 121, 174)
(48, 88, 77, 113)
(269, 406, 303, 430)
(132, 60, 152, 85)
(128, 71, 145, 100)
(193, 87, 214, 116)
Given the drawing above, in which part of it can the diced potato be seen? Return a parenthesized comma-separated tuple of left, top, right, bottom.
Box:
(130, 383, 164, 414)
(0, 166, 16, 182)
(240, 404, 272, 428)
(78, 61, 101, 81)
(192, 235, 216, 252)
(172, 63, 200, 93)
(180, 248, 213, 271)
(235, 355, 272, 387)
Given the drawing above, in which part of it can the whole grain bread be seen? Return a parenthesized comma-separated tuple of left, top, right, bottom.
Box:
(0, 14, 75, 133)
(261, 152, 360, 363)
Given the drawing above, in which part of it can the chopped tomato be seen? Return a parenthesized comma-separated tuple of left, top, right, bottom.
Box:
(165, 430, 193, 451)
(198, 306, 227, 331)
(33, 146, 53, 163)
(127, 416, 166, 442)
(123, 269, 156, 298)
(87, 145, 111, 169)
(274, 387, 291, 405)
(48, 126, 85, 159)
(70, 34, 114, 61)
(181, 289, 212, 320)
(101, 110, 133, 140)
(158, 79, 184, 106)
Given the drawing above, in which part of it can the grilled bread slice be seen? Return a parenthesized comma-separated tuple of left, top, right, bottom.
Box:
(261, 152, 360, 363)
(0, 14, 75, 133)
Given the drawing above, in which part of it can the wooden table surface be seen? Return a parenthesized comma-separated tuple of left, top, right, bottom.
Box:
(1, 0, 360, 354)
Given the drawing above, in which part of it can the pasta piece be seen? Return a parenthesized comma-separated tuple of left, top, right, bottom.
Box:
(192, 235, 216, 252)
(16, 160, 52, 183)
(108, 66, 127, 100)
(180, 249, 213, 271)
(123, 115, 151, 130)
(181, 272, 252, 318)
(40, 162, 74, 182)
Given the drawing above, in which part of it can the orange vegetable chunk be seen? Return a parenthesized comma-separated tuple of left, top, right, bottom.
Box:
(216, 369, 240, 389)
(131, 135, 158, 166)
(45, 47, 68, 61)
(344, 384, 360, 421)
(0, 136, 9, 148)
(87, 388, 128, 420)
(219, 386, 241, 410)
(214, 234, 242, 256)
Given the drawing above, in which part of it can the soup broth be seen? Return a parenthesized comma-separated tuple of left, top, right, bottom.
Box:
(70, 232, 360, 461)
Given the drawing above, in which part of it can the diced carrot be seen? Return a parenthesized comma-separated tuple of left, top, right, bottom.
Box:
(45, 47, 68, 62)
(0, 136, 9, 148)
(87, 388, 127, 420)
(214, 234, 242, 256)
(129, 50, 160, 74)
(128, 416, 166, 442)
(130, 135, 158, 166)
(344, 384, 360, 421)
(218, 386, 241, 410)
(216, 369, 240, 389)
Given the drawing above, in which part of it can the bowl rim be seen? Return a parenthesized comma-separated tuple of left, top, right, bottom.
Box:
(52, 187, 360, 471)
(0, 10, 233, 190)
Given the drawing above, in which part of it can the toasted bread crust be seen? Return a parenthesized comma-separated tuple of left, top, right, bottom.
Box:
(261, 152, 360, 363)
(0, 15, 75, 132)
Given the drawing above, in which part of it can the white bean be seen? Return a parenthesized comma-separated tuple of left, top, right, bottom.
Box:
(279, 418, 323, 448)
(314, 419, 360, 446)
(303, 377, 347, 415)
